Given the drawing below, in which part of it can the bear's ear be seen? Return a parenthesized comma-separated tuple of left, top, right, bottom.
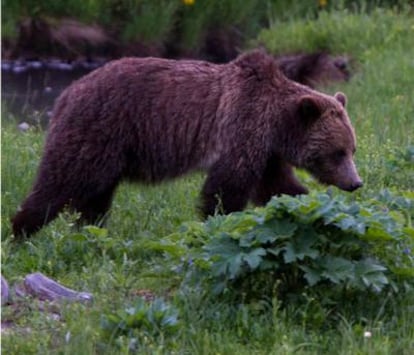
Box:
(334, 92, 347, 107)
(298, 95, 323, 122)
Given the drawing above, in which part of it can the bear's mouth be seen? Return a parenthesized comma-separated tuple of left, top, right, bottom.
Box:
(317, 177, 363, 192)
(337, 181, 363, 192)
(307, 165, 363, 193)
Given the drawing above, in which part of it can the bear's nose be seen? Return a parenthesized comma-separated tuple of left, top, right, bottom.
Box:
(349, 180, 363, 191)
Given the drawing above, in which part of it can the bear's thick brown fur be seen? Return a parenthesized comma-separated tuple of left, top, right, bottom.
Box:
(12, 50, 362, 237)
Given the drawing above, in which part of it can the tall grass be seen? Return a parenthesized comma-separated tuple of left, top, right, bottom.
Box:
(2, 0, 268, 50)
(1, 6, 414, 355)
(120, 0, 179, 43)
(3, 1, 411, 51)
(259, 7, 414, 58)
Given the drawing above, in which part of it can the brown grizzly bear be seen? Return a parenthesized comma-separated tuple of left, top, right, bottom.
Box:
(11, 50, 362, 237)
(275, 52, 351, 88)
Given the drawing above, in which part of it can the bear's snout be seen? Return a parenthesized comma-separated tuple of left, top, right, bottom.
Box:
(344, 180, 363, 192)
(337, 157, 363, 192)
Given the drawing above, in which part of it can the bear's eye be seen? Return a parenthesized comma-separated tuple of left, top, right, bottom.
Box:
(332, 149, 346, 163)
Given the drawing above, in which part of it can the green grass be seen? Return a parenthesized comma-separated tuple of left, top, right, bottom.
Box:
(2, 7, 414, 355)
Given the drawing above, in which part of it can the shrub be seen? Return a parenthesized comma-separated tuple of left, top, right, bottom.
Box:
(154, 192, 413, 304)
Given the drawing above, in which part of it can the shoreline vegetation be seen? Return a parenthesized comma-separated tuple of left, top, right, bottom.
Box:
(2, 0, 411, 62)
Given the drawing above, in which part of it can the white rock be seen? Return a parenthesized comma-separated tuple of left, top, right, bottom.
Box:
(18, 122, 30, 132)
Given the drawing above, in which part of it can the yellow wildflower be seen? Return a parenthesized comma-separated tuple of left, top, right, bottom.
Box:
(183, 0, 195, 5)
(319, 0, 328, 7)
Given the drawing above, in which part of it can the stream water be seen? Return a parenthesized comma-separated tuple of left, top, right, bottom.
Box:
(2, 59, 105, 126)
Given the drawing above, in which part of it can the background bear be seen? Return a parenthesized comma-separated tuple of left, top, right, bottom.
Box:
(275, 52, 351, 88)
(12, 50, 362, 237)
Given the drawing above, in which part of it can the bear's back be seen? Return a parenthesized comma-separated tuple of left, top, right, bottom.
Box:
(48, 57, 237, 181)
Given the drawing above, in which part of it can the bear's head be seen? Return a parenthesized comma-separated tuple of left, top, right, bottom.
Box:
(292, 92, 363, 192)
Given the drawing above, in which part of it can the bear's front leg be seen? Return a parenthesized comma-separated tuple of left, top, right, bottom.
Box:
(251, 154, 308, 206)
(200, 158, 261, 217)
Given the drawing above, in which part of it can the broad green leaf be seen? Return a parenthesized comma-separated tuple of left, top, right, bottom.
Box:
(361, 273, 389, 292)
(218, 213, 259, 235)
(354, 260, 387, 275)
(345, 203, 361, 215)
(211, 259, 230, 277)
(267, 247, 284, 257)
(320, 256, 355, 283)
(241, 219, 297, 246)
(244, 228, 276, 245)
(282, 228, 320, 262)
(243, 248, 266, 270)
(297, 200, 321, 218)
(228, 254, 243, 279)
(264, 219, 297, 237)
(312, 198, 336, 220)
(239, 233, 260, 247)
(282, 243, 296, 263)
(324, 211, 348, 224)
(335, 216, 358, 231)
(300, 265, 322, 286)
(205, 236, 240, 256)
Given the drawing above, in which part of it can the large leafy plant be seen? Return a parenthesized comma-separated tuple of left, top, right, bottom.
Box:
(156, 191, 413, 302)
